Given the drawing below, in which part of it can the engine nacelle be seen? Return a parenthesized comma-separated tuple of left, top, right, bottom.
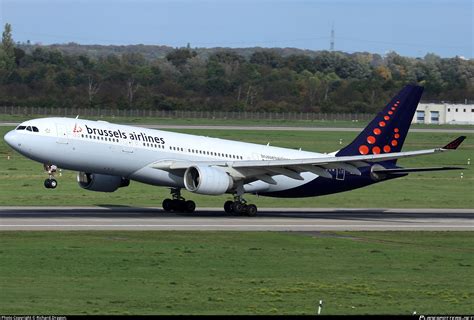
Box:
(184, 166, 233, 195)
(77, 172, 130, 192)
(370, 164, 388, 181)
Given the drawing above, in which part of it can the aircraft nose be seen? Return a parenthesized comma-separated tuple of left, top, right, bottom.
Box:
(4, 130, 18, 148)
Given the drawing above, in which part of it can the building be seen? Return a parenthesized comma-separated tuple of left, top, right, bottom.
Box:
(412, 103, 474, 125)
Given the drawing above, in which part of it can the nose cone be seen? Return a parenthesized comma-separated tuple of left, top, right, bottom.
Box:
(4, 130, 18, 148)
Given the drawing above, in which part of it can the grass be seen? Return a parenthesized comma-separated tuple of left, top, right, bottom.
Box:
(0, 231, 472, 315)
(0, 126, 473, 208)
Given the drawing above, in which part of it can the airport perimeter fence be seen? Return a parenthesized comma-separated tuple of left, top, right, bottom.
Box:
(0, 106, 374, 122)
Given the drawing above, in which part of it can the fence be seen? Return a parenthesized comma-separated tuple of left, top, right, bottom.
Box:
(0, 106, 374, 122)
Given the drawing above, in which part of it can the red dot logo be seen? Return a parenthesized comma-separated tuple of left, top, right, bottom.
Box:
(367, 136, 376, 144)
(394, 128, 399, 133)
(372, 146, 381, 154)
(391, 140, 398, 147)
(359, 145, 369, 155)
(373, 128, 381, 135)
(394, 133, 400, 139)
(383, 145, 391, 153)
(388, 111, 393, 115)
(379, 121, 386, 127)
(384, 116, 390, 120)
(391, 107, 396, 110)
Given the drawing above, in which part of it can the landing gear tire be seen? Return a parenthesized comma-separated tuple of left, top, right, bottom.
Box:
(224, 199, 258, 217)
(246, 204, 257, 217)
(162, 188, 196, 213)
(44, 178, 57, 189)
(224, 201, 233, 214)
(184, 200, 196, 213)
(233, 202, 245, 215)
(162, 199, 173, 212)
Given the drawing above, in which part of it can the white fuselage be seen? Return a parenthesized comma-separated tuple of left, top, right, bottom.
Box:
(5, 117, 330, 194)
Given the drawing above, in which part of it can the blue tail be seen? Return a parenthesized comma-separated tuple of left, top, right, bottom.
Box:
(336, 85, 424, 160)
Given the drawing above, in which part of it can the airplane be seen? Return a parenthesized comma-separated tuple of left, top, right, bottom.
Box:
(3, 85, 466, 216)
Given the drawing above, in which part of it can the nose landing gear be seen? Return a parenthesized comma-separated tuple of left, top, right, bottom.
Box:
(162, 188, 196, 213)
(43, 164, 58, 189)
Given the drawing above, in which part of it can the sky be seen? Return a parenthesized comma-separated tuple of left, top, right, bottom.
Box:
(0, 0, 472, 58)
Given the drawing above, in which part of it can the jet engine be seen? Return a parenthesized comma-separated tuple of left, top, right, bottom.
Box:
(77, 172, 130, 192)
(184, 165, 233, 195)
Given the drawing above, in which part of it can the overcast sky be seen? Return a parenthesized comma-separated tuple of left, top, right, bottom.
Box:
(0, 0, 472, 58)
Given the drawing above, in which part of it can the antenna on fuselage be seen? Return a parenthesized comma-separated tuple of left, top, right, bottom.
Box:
(75, 115, 79, 119)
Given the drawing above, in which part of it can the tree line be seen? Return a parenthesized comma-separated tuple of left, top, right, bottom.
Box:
(0, 24, 472, 114)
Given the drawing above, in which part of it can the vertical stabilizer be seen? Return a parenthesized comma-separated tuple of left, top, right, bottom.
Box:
(336, 85, 424, 159)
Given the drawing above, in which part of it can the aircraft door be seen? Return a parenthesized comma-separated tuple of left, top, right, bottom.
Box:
(336, 168, 345, 180)
(56, 124, 69, 144)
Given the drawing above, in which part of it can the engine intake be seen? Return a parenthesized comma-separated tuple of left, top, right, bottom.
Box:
(77, 172, 130, 192)
(184, 166, 233, 195)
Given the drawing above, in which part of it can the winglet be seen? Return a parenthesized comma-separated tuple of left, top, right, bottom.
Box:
(442, 136, 466, 150)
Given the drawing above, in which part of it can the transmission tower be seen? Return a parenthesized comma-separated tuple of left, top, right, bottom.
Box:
(330, 23, 335, 51)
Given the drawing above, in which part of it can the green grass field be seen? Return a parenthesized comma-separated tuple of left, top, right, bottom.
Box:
(0, 126, 472, 208)
(0, 231, 472, 315)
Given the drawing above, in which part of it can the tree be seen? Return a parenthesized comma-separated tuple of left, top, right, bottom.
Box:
(166, 48, 197, 67)
(87, 75, 101, 106)
(299, 70, 321, 110)
(1, 23, 15, 71)
(250, 50, 282, 68)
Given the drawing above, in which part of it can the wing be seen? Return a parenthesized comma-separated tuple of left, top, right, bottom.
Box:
(151, 136, 466, 184)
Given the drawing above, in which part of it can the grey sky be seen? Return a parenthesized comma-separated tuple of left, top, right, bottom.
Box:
(1, 0, 472, 58)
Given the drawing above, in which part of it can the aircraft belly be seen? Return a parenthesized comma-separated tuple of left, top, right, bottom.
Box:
(258, 172, 318, 192)
(260, 174, 378, 198)
(129, 166, 185, 187)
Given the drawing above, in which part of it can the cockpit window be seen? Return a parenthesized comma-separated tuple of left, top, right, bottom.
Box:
(16, 125, 39, 132)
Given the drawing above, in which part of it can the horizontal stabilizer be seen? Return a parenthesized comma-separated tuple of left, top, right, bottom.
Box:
(373, 166, 465, 175)
(442, 136, 466, 150)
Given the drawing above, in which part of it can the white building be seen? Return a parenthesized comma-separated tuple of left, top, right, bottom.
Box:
(412, 103, 474, 125)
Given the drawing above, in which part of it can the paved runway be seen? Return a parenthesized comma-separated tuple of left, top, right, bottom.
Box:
(0, 206, 473, 231)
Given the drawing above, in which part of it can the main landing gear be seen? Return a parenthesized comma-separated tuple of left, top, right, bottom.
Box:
(224, 195, 258, 217)
(43, 164, 58, 189)
(162, 188, 196, 213)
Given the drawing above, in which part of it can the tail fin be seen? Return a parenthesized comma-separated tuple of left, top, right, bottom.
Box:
(336, 85, 424, 159)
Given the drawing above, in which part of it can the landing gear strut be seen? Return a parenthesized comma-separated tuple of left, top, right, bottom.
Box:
(224, 195, 258, 217)
(162, 188, 196, 213)
(43, 164, 58, 189)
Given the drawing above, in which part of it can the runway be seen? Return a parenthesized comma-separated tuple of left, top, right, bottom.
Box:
(1, 207, 473, 231)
